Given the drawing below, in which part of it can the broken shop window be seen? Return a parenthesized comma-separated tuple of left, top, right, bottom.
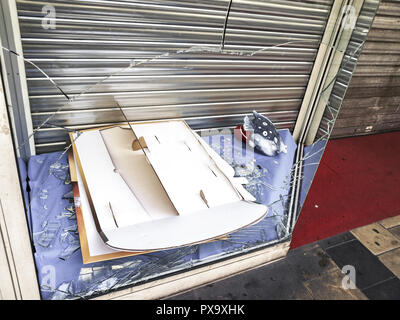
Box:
(2, 0, 373, 299)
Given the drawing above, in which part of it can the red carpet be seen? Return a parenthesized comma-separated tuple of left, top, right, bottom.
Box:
(291, 131, 400, 249)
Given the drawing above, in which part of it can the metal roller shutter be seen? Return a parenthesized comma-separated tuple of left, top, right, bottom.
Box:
(332, 0, 400, 138)
(16, 0, 333, 153)
(319, 0, 394, 139)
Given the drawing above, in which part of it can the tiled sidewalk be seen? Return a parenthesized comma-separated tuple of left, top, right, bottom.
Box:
(170, 215, 400, 300)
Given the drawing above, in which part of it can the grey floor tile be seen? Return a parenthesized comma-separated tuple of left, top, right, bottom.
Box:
(351, 223, 400, 255)
(170, 258, 313, 300)
(318, 232, 356, 250)
(286, 243, 338, 281)
(389, 226, 400, 239)
(379, 215, 400, 229)
(378, 247, 400, 279)
(303, 269, 367, 300)
(363, 278, 400, 300)
(325, 240, 395, 290)
(172, 233, 400, 300)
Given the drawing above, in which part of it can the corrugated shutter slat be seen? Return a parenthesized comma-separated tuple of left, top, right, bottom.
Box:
(16, 0, 333, 152)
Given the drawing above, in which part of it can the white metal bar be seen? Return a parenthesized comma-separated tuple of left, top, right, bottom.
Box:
(0, 0, 35, 159)
(304, 0, 365, 145)
(293, 0, 365, 145)
(0, 61, 40, 300)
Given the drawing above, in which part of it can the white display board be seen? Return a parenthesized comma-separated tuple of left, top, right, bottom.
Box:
(72, 121, 268, 252)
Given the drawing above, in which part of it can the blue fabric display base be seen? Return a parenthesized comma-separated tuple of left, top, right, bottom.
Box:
(23, 129, 297, 299)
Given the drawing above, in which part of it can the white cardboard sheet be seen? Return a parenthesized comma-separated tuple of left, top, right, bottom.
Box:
(72, 121, 267, 252)
(74, 155, 120, 257)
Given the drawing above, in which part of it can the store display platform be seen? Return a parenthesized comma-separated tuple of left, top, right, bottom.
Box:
(22, 129, 297, 300)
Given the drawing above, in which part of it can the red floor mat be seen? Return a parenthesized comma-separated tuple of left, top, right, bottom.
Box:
(291, 131, 400, 249)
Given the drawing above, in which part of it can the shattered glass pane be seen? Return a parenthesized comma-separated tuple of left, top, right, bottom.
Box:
(33, 221, 61, 248)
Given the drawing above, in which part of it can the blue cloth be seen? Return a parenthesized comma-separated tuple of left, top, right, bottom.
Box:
(27, 129, 297, 299)
(299, 139, 327, 210)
